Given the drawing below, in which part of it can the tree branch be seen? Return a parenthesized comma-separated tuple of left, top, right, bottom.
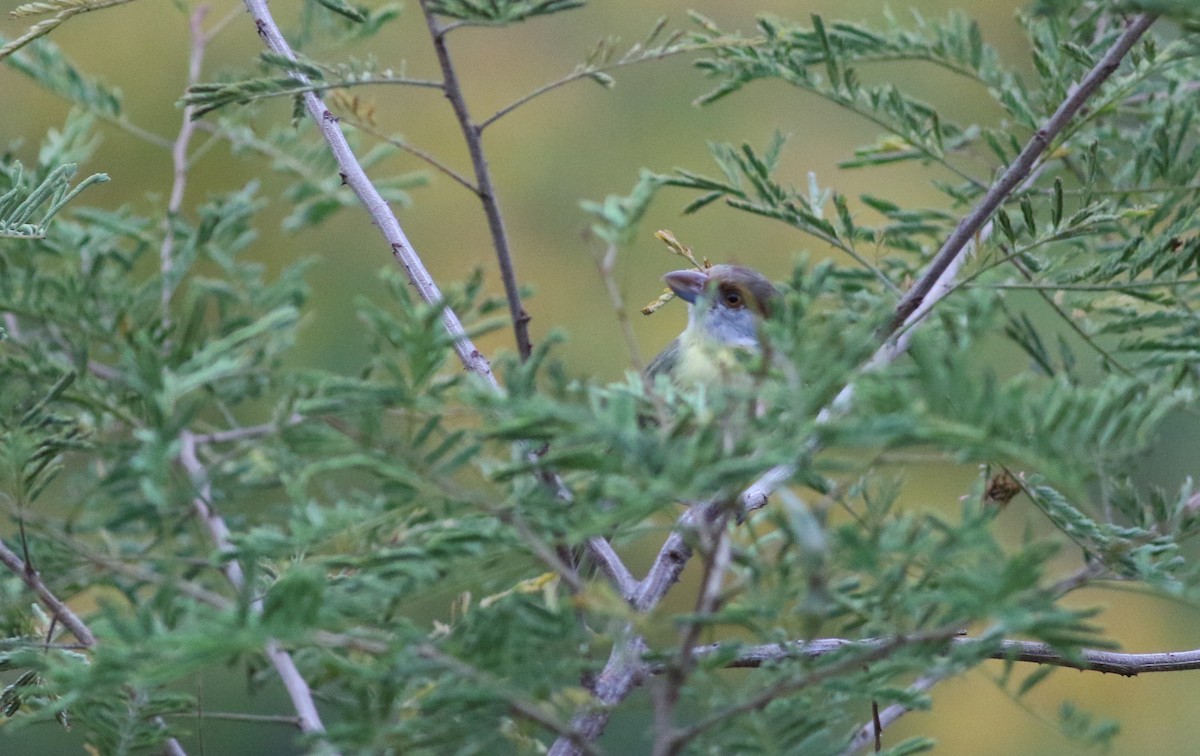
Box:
(159, 6, 209, 322)
(0, 539, 96, 647)
(207, 10, 637, 748)
(240, 0, 497, 385)
(419, 0, 532, 361)
(742, 13, 1159, 515)
(178, 431, 330, 743)
(685, 635, 1200, 676)
(586, 536, 638, 602)
(676, 634, 1200, 755)
(888, 13, 1158, 333)
(653, 510, 733, 756)
(240, 0, 636, 610)
(0, 539, 188, 756)
(665, 627, 963, 750)
(549, 502, 722, 755)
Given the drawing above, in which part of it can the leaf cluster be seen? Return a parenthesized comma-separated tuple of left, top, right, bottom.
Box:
(4, 2, 1200, 755)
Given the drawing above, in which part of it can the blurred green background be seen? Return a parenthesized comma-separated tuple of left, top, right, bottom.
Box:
(3, 1, 1199, 754)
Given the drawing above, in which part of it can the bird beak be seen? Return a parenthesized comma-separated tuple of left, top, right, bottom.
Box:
(663, 269, 709, 304)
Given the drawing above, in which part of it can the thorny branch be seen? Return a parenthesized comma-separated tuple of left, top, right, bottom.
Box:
(241, 0, 497, 385)
(0, 540, 95, 647)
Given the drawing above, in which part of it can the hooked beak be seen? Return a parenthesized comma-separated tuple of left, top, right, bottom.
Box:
(663, 269, 709, 304)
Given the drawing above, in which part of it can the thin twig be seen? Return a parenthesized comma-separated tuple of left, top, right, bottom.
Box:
(839, 672, 944, 756)
(167, 710, 301, 725)
(478, 35, 695, 131)
(1010, 255, 1134, 375)
(0, 639, 91, 650)
(340, 115, 478, 192)
(190, 413, 303, 445)
(888, 13, 1158, 333)
(191, 76, 443, 111)
(160, 6, 211, 322)
(178, 431, 330, 742)
(593, 241, 647, 374)
(81, 548, 234, 611)
(0, 539, 96, 646)
(978, 278, 1200, 291)
(419, 0, 532, 361)
(0, 539, 189, 756)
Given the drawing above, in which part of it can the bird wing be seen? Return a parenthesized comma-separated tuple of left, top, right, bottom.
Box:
(645, 338, 681, 380)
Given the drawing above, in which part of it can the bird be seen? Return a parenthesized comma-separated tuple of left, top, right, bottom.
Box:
(646, 264, 778, 388)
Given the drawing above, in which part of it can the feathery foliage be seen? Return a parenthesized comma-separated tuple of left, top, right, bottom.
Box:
(3, 1, 1200, 754)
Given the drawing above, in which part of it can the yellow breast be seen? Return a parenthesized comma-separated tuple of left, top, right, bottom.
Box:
(672, 328, 756, 388)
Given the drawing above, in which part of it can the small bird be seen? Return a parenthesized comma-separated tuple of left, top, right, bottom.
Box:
(646, 264, 778, 387)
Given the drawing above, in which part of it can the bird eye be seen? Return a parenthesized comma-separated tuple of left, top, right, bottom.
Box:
(722, 290, 743, 308)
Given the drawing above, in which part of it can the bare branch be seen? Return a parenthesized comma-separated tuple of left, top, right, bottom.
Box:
(549, 629, 650, 755)
(0, 539, 96, 646)
(549, 503, 722, 755)
(419, 0, 532, 361)
(888, 13, 1158, 333)
(241, 0, 497, 384)
(677, 633, 1200, 755)
(683, 635, 1200, 676)
(668, 628, 963, 750)
(585, 536, 638, 601)
(159, 6, 210, 321)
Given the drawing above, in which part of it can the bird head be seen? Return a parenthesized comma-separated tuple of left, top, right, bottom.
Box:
(648, 264, 778, 386)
